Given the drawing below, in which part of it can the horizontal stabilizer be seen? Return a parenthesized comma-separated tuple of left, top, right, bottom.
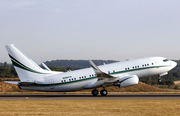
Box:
(4, 81, 19, 85)
(4, 81, 36, 86)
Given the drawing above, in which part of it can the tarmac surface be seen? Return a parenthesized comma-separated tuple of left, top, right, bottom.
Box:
(0, 94, 180, 100)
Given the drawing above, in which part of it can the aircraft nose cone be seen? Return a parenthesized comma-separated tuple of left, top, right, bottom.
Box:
(171, 61, 177, 68)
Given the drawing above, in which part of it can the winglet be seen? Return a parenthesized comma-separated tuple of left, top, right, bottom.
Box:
(89, 60, 114, 80)
(89, 60, 102, 74)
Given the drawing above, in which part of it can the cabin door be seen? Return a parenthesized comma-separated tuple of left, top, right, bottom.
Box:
(154, 59, 159, 68)
(50, 79, 55, 89)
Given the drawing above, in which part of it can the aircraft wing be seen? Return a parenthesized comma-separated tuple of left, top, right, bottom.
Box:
(83, 60, 119, 89)
(86, 60, 139, 89)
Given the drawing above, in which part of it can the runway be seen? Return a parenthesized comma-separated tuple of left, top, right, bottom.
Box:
(0, 94, 179, 100)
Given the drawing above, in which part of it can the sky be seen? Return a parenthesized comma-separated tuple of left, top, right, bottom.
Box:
(0, 0, 180, 64)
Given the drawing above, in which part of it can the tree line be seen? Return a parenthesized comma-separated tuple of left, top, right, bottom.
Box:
(0, 62, 17, 78)
(44, 59, 117, 69)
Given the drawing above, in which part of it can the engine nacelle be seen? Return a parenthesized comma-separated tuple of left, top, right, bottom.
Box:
(118, 75, 139, 88)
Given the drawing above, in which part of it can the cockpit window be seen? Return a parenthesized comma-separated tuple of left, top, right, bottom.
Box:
(163, 59, 169, 62)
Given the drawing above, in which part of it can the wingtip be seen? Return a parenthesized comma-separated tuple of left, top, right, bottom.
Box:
(89, 60, 92, 63)
(5, 44, 14, 48)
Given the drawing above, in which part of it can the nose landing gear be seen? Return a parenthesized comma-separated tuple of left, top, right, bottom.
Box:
(158, 79, 162, 83)
(158, 75, 162, 83)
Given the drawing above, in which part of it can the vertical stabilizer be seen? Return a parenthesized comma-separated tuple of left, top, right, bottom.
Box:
(5, 44, 51, 82)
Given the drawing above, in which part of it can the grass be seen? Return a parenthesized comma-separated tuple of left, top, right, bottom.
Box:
(0, 78, 20, 81)
(0, 100, 179, 116)
(154, 80, 180, 90)
(175, 81, 180, 87)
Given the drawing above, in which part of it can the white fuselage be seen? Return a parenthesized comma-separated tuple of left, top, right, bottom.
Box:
(20, 57, 177, 92)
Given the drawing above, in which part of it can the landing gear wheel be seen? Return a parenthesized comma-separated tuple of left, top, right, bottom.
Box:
(158, 79, 162, 83)
(100, 89, 108, 96)
(92, 89, 99, 96)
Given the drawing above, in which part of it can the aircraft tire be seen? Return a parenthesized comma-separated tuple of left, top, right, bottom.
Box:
(158, 79, 162, 83)
(100, 89, 108, 96)
(92, 89, 99, 96)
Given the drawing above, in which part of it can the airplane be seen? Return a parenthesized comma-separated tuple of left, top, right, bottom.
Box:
(4, 44, 177, 96)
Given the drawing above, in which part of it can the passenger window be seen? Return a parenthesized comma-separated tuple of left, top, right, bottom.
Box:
(61, 80, 63, 83)
(64, 80, 66, 82)
(89, 75, 91, 77)
(69, 79, 71, 81)
(152, 63, 154, 65)
(79, 77, 81, 79)
(74, 78, 76, 80)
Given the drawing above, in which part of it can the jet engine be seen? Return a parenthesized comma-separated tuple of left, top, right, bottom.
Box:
(114, 75, 139, 88)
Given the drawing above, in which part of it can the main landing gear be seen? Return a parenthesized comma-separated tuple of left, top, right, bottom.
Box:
(100, 89, 107, 96)
(158, 76, 162, 83)
(91, 88, 108, 96)
(91, 89, 99, 96)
